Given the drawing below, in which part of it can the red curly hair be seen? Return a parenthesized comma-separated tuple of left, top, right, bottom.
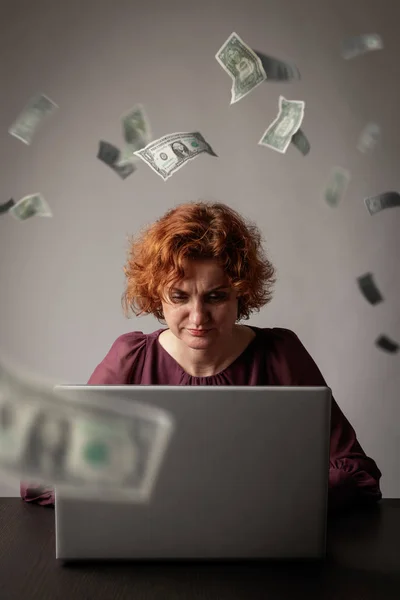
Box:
(121, 201, 277, 322)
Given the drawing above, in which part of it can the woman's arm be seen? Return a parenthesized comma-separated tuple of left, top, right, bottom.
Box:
(20, 332, 146, 506)
(328, 397, 382, 511)
(275, 328, 383, 512)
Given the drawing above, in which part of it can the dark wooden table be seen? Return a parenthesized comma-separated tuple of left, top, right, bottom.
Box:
(0, 499, 399, 599)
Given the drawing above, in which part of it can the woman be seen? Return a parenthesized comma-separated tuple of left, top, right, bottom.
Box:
(21, 201, 382, 510)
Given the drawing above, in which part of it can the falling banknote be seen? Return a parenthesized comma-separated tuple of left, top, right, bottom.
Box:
(0, 199, 15, 215)
(97, 140, 137, 180)
(324, 167, 350, 207)
(112, 156, 137, 179)
(375, 335, 399, 354)
(9, 194, 52, 221)
(134, 132, 217, 181)
(0, 362, 174, 503)
(357, 273, 384, 305)
(258, 96, 305, 154)
(215, 32, 267, 104)
(357, 122, 380, 154)
(341, 33, 383, 59)
(254, 51, 301, 82)
(291, 128, 310, 156)
(8, 94, 58, 145)
(364, 191, 400, 216)
(122, 104, 151, 156)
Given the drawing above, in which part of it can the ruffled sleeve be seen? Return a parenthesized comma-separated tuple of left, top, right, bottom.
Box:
(271, 328, 382, 512)
(87, 331, 147, 384)
(20, 331, 147, 505)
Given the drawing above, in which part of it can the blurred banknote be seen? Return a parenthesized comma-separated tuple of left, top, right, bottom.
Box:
(357, 122, 380, 153)
(254, 51, 300, 81)
(0, 199, 15, 215)
(375, 335, 399, 354)
(324, 167, 350, 207)
(97, 140, 120, 165)
(341, 34, 383, 59)
(122, 104, 151, 155)
(8, 94, 58, 145)
(134, 132, 217, 181)
(291, 128, 310, 155)
(97, 141, 137, 180)
(357, 273, 383, 305)
(0, 363, 174, 503)
(215, 32, 267, 104)
(259, 96, 305, 154)
(364, 191, 400, 216)
(113, 157, 137, 179)
(9, 194, 52, 221)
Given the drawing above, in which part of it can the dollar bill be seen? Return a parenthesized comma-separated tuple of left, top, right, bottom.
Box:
(0, 199, 15, 215)
(375, 335, 399, 354)
(97, 141, 137, 180)
(8, 94, 58, 145)
(122, 104, 151, 153)
(0, 363, 174, 503)
(341, 34, 383, 59)
(9, 194, 52, 221)
(134, 132, 217, 181)
(116, 145, 140, 177)
(364, 191, 400, 216)
(324, 167, 350, 207)
(357, 122, 380, 153)
(357, 273, 384, 305)
(254, 51, 300, 81)
(112, 158, 137, 180)
(215, 32, 267, 104)
(291, 128, 310, 155)
(258, 96, 305, 154)
(97, 140, 120, 165)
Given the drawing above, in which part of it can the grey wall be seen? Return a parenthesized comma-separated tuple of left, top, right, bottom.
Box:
(0, 0, 399, 497)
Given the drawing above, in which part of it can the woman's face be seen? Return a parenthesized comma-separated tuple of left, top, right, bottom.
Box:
(160, 259, 239, 349)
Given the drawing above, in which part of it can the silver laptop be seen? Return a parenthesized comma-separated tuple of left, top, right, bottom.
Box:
(54, 385, 331, 561)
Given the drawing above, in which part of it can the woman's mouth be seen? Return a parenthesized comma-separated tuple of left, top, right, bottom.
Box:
(188, 329, 211, 336)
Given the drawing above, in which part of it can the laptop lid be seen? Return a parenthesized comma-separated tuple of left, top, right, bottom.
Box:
(54, 385, 331, 560)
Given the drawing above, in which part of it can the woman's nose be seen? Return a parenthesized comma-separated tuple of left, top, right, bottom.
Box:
(189, 302, 209, 324)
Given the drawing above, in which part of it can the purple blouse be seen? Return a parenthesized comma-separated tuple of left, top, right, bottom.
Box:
(21, 326, 382, 511)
